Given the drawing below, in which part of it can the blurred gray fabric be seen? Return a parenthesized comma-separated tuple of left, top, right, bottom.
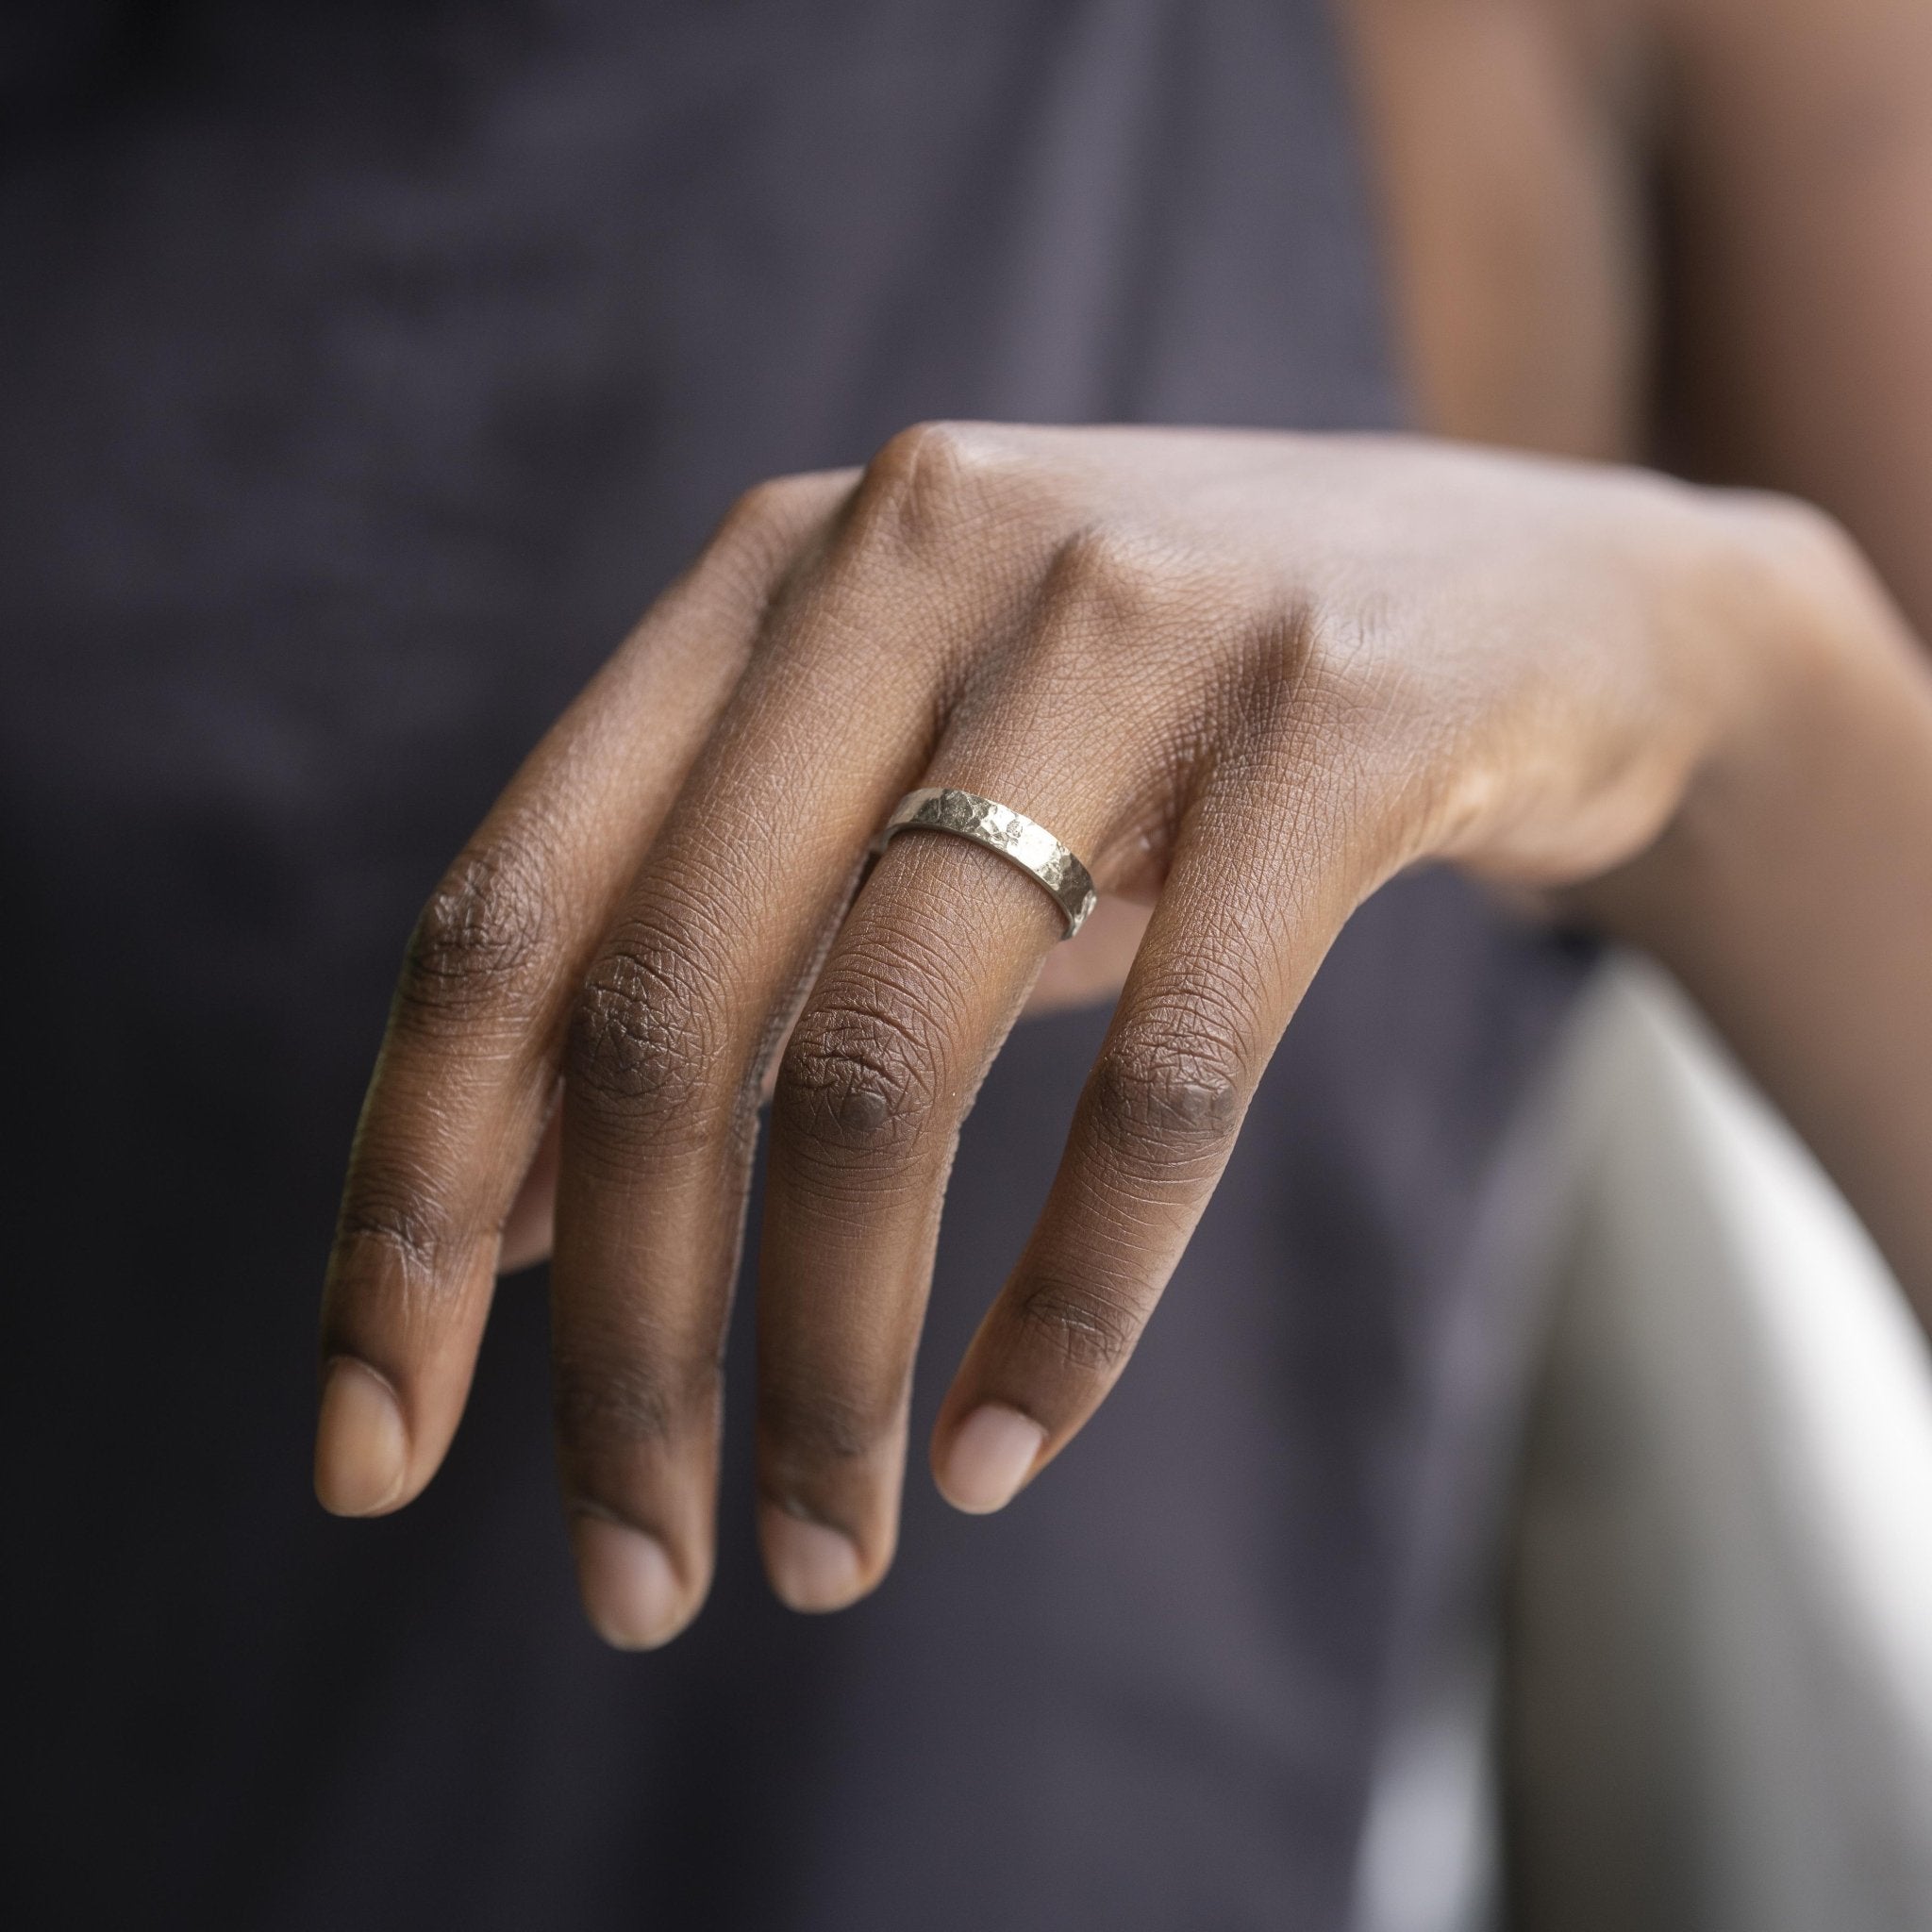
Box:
(1504, 964, 1932, 1932)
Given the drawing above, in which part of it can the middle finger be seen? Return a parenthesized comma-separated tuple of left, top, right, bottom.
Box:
(549, 439, 1034, 1646)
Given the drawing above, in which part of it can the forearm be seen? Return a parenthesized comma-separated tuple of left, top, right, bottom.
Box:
(1578, 524, 1932, 1311)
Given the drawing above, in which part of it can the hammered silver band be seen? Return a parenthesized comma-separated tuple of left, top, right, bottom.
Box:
(874, 788, 1097, 940)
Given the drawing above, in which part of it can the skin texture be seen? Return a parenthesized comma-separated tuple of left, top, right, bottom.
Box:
(1354, 0, 1932, 1291)
(316, 0, 1932, 1649)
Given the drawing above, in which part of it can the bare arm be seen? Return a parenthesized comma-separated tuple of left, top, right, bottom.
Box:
(1662, 0, 1932, 622)
(1575, 0, 1932, 1307)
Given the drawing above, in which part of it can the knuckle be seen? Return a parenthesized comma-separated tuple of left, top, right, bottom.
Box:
(335, 1193, 442, 1274)
(1089, 1002, 1246, 1174)
(758, 1374, 898, 1470)
(331, 1182, 461, 1291)
(1006, 1273, 1142, 1374)
(712, 472, 823, 565)
(848, 419, 1010, 554)
(1037, 525, 1238, 662)
(396, 836, 558, 1028)
(565, 906, 724, 1133)
(1044, 525, 1167, 625)
(774, 982, 945, 1162)
(552, 1328, 714, 1455)
(722, 473, 804, 534)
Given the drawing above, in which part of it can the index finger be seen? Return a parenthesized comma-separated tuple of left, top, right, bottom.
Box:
(314, 477, 838, 1516)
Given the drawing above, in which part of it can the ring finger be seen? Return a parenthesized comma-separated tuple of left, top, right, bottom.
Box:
(754, 547, 1210, 1607)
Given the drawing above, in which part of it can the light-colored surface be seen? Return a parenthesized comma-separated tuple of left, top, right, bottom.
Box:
(1505, 960, 1932, 1931)
(1355, 1633, 1504, 1932)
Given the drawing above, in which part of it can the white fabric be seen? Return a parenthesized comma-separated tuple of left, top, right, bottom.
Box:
(1501, 960, 1932, 1930)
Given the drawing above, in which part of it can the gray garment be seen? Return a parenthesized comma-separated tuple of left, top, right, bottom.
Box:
(1, 4, 1589, 1926)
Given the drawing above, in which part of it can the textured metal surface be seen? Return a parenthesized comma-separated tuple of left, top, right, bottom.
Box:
(875, 787, 1098, 939)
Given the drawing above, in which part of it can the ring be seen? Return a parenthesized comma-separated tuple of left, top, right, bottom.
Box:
(874, 788, 1098, 941)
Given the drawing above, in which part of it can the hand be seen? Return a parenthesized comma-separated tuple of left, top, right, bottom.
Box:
(314, 423, 1838, 1646)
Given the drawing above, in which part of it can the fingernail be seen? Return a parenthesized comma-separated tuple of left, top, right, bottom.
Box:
(572, 1516, 684, 1650)
(761, 1507, 863, 1613)
(314, 1358, 408, 1516)
(940, 1405, 1046, 1514)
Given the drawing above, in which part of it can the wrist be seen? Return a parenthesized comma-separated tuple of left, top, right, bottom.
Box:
(1557, 496, 1932, 1303)
(1563, 492, 1924, 943)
